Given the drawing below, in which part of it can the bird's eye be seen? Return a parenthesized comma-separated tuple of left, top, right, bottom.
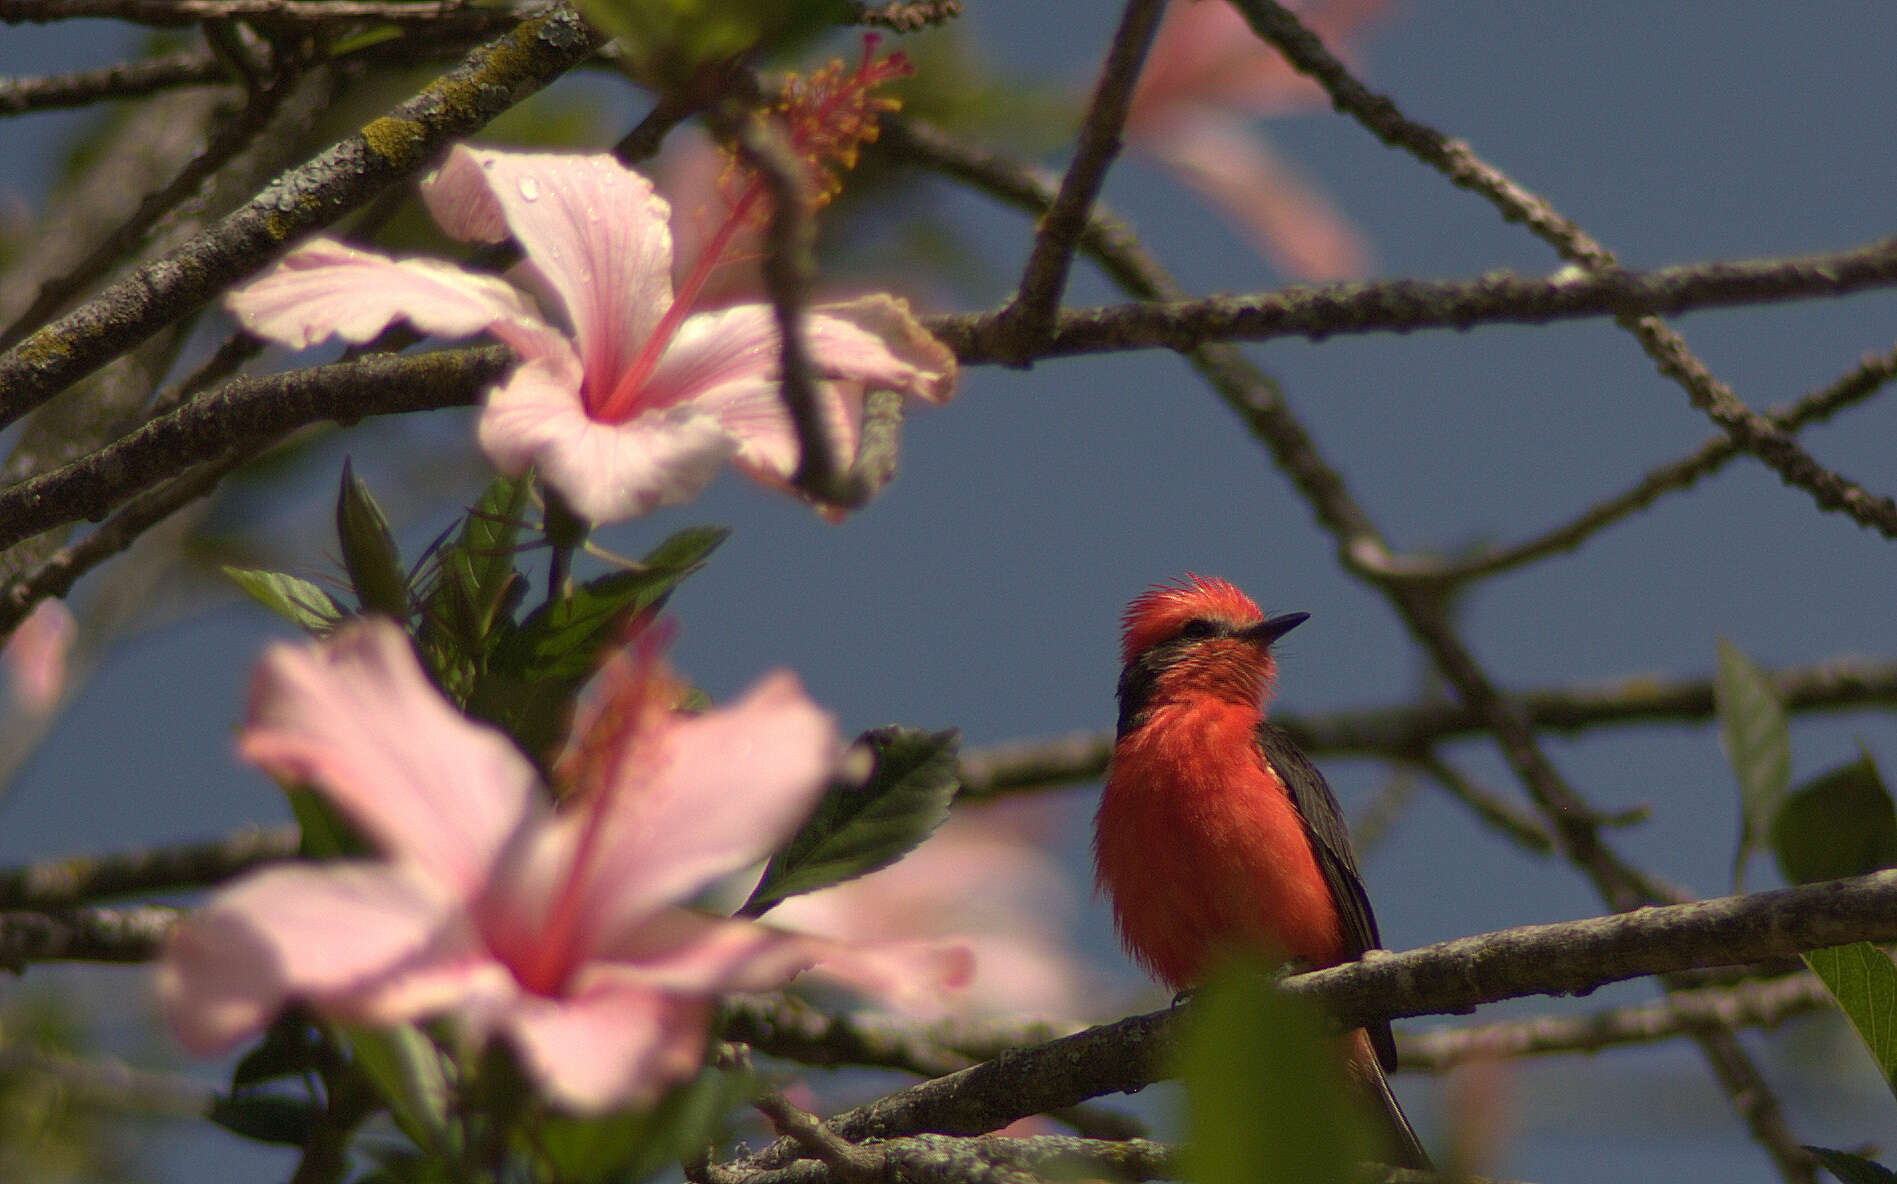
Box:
(1177, 618, 1219, 640)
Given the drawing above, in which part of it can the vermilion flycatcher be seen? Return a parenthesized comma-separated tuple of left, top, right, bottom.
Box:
(1094, 575, 1429, 1168)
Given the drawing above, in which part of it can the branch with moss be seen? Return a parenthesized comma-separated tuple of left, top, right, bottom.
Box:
(0, 6, 598, 431)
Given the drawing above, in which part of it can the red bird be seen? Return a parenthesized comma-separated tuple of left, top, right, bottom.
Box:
(1094, 575, 1429, 1168)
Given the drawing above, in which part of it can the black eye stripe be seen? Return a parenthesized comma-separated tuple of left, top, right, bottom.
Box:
(1177, 618, 1220, 639)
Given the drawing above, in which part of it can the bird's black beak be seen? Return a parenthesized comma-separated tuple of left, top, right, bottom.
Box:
(1242, 611, 1309, 647)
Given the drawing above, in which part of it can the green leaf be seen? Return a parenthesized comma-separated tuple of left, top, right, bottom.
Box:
(577, 0, 849, 83)
(471, 525, 726, 756)
(208, 1092, 318, 1145)
(1174, 954, 1372, 1184)
(1808, 1146, 1897, 1184)
(531, 1065, 756, 1183)
(344, 1024, 451, 1150)
(1805, 942, 1897, 1099)
(230, 1018, 321, 1089)
(739, 726, 960, 916)
(1715, 637, 1790, 891)
(336, 459, 410, 618)
(420, 473, 533, 659)
(287, 787, 370, 859)
(1773, 749, 1897, 885)
(223, 567, 344, 634)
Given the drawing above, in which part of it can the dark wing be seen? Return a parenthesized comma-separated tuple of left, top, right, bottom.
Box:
(1256, 721, 1398, 1071)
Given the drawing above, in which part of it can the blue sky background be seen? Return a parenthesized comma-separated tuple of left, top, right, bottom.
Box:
(4, 4, 1897, 1181)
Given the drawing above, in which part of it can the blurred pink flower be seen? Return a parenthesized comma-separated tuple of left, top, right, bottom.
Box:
(3, 599, 74, 716)
(768, 797, 1103, 1021)
(1125, 0, 1387, 280)
(228, 146, 954, 524)
(158, 618, 970, 1112)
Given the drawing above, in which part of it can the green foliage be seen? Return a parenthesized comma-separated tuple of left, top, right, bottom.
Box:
(0, 991, 156, 1184)
(230, 1016, 323, 1089)
(1174, 954, 1372, 1184)
(223, 567, 345, 634)
(467, 525, 727, 759)
(738, 726, 961, 916)
(528, 1065, 756, 1184)
(336, 459, 411, 618)
(286, 787, 371, 859)
(1805, 943, 1897, 1100)
(1773, 749, 1897, 885)
(207, 1092, 318, 1146)
(576, 0, 850, 86)
(344, 1025, 452, 1151)
(1808, 1146, 1897, 1184)
(1715, 637, 1790, 891)
(417, 473, 534, 680)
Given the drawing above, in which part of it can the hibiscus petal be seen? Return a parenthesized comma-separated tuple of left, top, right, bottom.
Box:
(226, 238, 556, 350)
(1134, 112, 1368, 281)
(592, 909, 975, 1015)
(502, 985, 708, 1113)
(584, 667, 838, 925)
(424, 147, 675, 385)
(240, 619, 543, 896)
(806, 295, 958, 406)
(583, 670, 837, 924)
(649, 299, 953, 483)
(477, 357, 736, 523)
(157, 862, 454, 1054)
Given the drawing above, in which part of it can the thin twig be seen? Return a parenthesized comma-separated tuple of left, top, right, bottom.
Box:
(0, 823, 297, 909)
(1397, 974, 1833, 1073)
(922, 238, 1897, 366)
(1227, 0, 1896, 556)
(0, 48, 225, 115)
(0, 50, 307, 350)
(1409, 343, 1897, 584)
(0, 7, 598, 431)
(0, 346, 510, 571)
(955, 654, 1897, 794)
(991, 0, 1166, 359)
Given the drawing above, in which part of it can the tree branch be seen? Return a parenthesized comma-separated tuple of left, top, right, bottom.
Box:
(922, 238, 1897, 366)
(1397, 974, 1832, 1072)
(723, 870, 1897, 1172)
(0, 6, 597, 431)
(0, 48, 224, 114)
(0, 345, 507, 568)
(991, 0, 1165, 357)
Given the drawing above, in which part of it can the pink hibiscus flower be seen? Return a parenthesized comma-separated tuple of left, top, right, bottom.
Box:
(227, 145, 955, 523)
(158, 619, 970, 1112)
(1125, 0, 1388, 280)
(3, 598, 75, 716)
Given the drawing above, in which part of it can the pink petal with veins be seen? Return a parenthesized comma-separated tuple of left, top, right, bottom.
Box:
(425, 146, 676, 383)
(157, 862, 453, 1054)
(240, 620, 542, 896)
(477, 355, 736, 522)
(226, 239, 554, 352)
(586, 671, 837, 929)
(502, 987, 709, 1113)
(1138, 112, 1368, 280)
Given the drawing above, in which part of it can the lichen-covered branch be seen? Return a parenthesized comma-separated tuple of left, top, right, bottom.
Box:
(0, 7, 597, 431)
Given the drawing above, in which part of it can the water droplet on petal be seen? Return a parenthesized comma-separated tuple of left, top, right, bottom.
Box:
(517, 177, 541, 201)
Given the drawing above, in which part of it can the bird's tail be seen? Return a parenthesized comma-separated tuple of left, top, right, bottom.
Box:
(1348, 1029, 1432, 1170)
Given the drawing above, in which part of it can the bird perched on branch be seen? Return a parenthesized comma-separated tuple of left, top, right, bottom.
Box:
(1094, 574, 1429, 1168)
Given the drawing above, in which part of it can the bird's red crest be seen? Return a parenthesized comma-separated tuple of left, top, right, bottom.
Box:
(1119, 574, 1263, 664)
